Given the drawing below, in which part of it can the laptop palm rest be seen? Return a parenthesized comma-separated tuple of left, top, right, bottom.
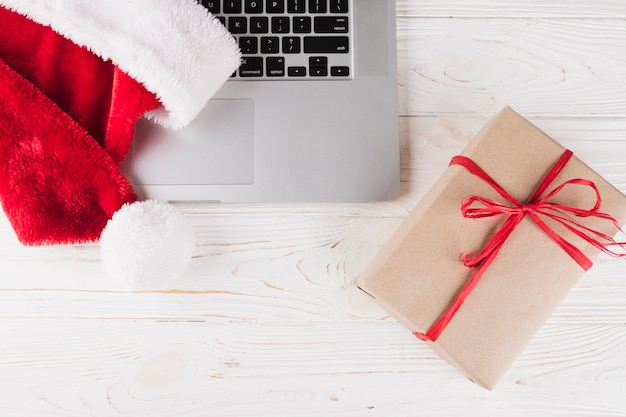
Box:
(129, 99, 255, 186)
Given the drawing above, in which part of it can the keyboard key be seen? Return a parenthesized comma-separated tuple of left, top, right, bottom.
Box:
(201, 0, 220, 14)
(240, 57, 264, 77)
(314, 17, 348, 33)
(288, 66, 307, 77)
(261, 37, 280, 53)
(304, 36, 349, 53)
(271, 16, 290, 33)
(293, 17, 312, 33)
(267, 57, 286, 77)
(309, 0, 327, 13)
(329, 0, 348, 13)
(310, 67, 328, 77)
(287, 0, 306, 13)
(224, 0, 243, 13)
(239, 37, 259, 54)
(245, 0, 264, 13)
(266, 0, 285, 13)
(228, 17, 248, 33)
(309, 56, 328, 67)
(331, 66, 350, 76)
(251, 17, 269, 33)
(282, 37, 301, 53)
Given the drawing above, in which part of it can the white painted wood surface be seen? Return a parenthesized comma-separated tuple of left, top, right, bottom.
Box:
(2, 1, 626, 415)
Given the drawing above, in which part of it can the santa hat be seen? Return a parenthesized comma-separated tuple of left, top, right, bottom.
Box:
(0, 1, 241, 287)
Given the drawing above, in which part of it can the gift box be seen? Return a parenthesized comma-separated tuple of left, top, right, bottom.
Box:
(357, 106, 626, 389)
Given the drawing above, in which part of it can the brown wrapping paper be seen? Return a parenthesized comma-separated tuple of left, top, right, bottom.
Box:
(357, 107, 626, 389)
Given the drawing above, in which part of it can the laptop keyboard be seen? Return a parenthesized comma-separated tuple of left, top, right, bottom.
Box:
(199, 0, 353, 80)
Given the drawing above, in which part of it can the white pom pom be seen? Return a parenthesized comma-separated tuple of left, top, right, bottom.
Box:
(100, 200, 195, 289)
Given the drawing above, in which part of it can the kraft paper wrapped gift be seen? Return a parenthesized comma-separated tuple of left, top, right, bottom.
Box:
(357, 106, 626, 389)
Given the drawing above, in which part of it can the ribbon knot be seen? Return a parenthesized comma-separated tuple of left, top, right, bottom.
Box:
(414, 150, 626, 342)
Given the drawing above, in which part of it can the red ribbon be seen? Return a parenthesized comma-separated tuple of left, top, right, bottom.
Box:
(414, 150, 626, 342)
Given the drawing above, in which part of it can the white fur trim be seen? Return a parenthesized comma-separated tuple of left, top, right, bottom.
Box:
(0, 0, 241, 129)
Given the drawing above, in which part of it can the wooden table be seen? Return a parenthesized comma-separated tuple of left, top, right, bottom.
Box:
(2, 1, 625, 415)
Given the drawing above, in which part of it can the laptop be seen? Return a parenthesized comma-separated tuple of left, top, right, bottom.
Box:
(125, 0, 399, 203)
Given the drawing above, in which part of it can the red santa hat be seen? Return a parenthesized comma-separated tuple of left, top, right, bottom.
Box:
(0, 1, 241, 287)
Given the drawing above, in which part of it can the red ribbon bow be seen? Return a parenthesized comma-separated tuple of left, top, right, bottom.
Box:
(415, 150, 626, 342)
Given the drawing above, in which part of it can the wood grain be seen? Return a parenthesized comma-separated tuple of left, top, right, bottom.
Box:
(1, 1, 626, 416)
(397, 18, 626, 116)
(397, 0, 626, 17)
(1, 320, 624, 416)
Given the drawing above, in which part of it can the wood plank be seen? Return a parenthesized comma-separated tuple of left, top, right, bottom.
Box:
(0, 320, 624, 416)
(0, 262, 624, 322)
(397, 18, 626, 116)
(397, 0, 626, 17)
(0, 234, 624, 324)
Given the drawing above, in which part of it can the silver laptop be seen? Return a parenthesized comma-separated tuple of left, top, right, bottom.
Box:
(126, 0, 399, 203)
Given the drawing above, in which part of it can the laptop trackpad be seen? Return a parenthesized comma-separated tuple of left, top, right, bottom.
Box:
(131, 99, 255, 185)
